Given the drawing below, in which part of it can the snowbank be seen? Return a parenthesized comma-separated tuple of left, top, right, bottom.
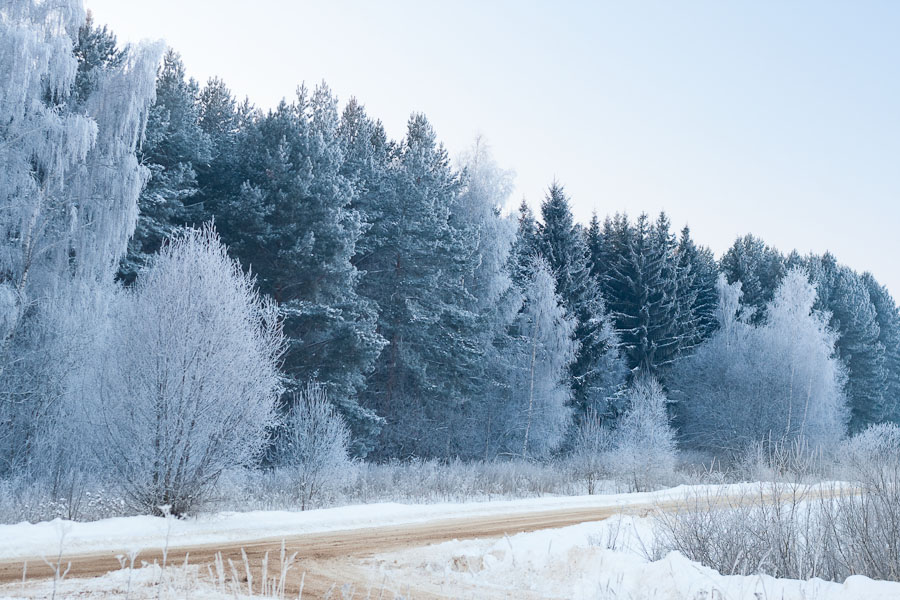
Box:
(370, 514, 900, 599)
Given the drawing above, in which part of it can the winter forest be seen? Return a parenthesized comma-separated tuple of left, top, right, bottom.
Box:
(4, 0, 900, 531)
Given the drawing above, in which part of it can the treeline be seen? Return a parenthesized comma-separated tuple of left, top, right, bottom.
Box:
(3, 3, 900, 515)
(120, 35, 900, 456)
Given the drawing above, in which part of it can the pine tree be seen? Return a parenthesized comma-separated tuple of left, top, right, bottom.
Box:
(72, 10, 123, 105)
(352, 114, 483, 458)
(536, 184, 623, 423)
(195, 76, 252, 221)
(211, 85, 385, 454)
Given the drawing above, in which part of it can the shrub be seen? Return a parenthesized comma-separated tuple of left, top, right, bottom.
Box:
(270, 382, 355, 510)
(91, 227, 284, 516)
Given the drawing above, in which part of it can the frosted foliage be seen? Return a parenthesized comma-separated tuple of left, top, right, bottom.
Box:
(0, 0, 161, 331)
(90, 227, 283, 515)
(271, 382, 354, 510)
(842, 423, 900, 474)
(674, 268, 848, 455)
(508, 256, 576, 459)
(1, 1, 161, 482)
(607, 375, 676, 491)
(65, 40, 162, 282)
(1, 0, 92, 328)
(765, 269, 847, 443)
(456, 138, 516, 305)
(714, 273, 742, 334)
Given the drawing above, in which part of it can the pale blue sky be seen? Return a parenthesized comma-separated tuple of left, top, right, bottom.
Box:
(84, 0, 900, 296)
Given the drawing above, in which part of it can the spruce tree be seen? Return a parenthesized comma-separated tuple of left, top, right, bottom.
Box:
(536, 184, 623, 422)
(863, 273, 900, 422)
(604, 213, 684, 376)
(508, 199, 541, 286)
(585, 213, 605, 280)
(675, 226, 719, 344)
(720, 234, 785, 322)
(806, 255, 885, 431)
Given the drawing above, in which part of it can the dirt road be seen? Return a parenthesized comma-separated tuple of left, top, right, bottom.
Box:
(0, 499, 671, 598)
(0, 487, 847, 599)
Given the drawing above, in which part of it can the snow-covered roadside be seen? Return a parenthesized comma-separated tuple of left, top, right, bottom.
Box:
(367, 514, 900, 600)
(0, 482, 828, 561)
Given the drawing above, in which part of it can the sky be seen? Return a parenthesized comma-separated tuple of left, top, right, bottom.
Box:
(83, 0, 900, 296)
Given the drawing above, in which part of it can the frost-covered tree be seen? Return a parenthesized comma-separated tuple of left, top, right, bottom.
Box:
(212, 86, 385, 454)
(500, 256, 576, 459)
(91, 227, 283, 515)
(672, 270, 848, 457)
(452, 139, 524, 456)
(271, 382, 354, 511)
(120, 49, 212, 283)
(0, 0, 161, 476)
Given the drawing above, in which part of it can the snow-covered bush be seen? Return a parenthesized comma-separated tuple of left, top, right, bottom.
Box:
(733, 437, 830, 483)
(606, 375, 677, 492)
(657, 434, 900, 584)
(841, 422, 900, 475)
(652, 484, 835, 580)
(570, 376, 676, 493)
(91, 227, 283, 516)
(571, 410, 613, 494)
(271, 382, 355, 510)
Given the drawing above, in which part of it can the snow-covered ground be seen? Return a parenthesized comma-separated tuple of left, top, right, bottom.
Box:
(367, 514, 900, 599)
(2, 481, 896, 600)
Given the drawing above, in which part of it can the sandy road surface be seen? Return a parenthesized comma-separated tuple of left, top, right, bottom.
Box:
(0, 500, 673, 598)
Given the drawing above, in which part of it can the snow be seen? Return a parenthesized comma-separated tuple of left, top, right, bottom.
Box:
(1, 482, 897, 599)
(0, 562, 268, 600)
(368, 514, 900, 599)
(0, 482, 789, 561)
